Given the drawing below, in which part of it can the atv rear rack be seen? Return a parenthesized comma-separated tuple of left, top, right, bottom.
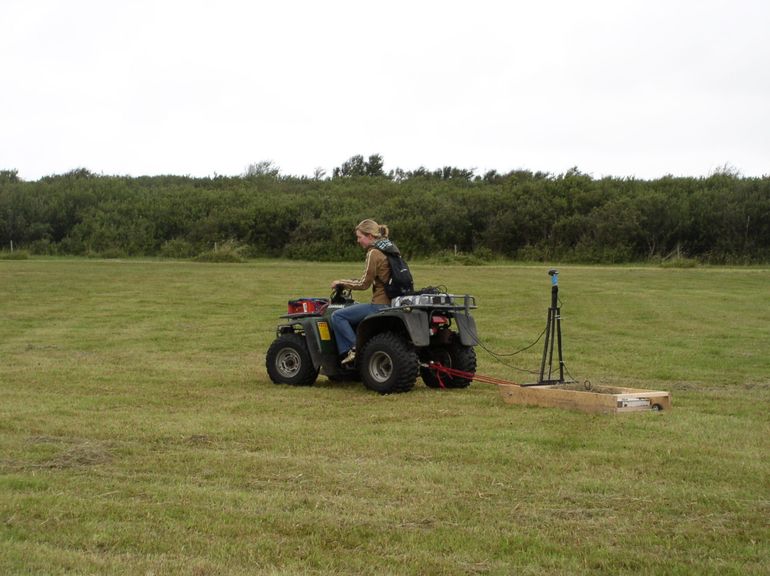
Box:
(389, 293, 476, 311)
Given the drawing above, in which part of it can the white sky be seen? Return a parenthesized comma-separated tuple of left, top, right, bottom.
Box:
(2, 0, 769, 181)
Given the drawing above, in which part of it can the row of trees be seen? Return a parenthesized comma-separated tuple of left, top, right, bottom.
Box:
(1, 162, 768, 263)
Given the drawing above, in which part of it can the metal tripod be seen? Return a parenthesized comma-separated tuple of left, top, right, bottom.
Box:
(524, 269, 572, 386)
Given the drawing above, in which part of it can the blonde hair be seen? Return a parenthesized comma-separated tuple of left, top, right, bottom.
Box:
(355, 219, 389, 239)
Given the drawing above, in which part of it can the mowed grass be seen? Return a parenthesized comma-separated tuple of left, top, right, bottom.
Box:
(1, 259, 768, 575)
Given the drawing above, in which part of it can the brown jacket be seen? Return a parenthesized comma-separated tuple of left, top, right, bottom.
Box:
(338, 247, 391, 304)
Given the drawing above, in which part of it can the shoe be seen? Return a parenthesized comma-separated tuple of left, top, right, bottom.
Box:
(341, 348, 356, 366)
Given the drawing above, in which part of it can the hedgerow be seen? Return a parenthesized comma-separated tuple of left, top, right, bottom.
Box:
(1, 166, 767, 263)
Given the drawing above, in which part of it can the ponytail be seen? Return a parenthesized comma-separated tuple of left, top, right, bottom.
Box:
(355, 219, 389, 239)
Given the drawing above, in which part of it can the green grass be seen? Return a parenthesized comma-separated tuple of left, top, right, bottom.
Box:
(1, 259, 768, 575)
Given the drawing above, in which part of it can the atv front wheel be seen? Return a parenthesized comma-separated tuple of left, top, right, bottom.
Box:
(266, 333, 319, 386)
(359, 332, 418, 394)
(420, 335, 477, 388)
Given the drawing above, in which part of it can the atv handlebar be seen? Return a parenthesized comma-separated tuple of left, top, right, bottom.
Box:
(330, 285, 353, 305)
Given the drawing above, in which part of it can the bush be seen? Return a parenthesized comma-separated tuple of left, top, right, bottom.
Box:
(427, 247, 494, 266)
(193, 241, 246, 263)
(160, 238, 197, 259)
(660, 256, 699, 268)
(90, 248, 128, 259)
(28, 239, 58, 255)
(0, 249, 29, 260)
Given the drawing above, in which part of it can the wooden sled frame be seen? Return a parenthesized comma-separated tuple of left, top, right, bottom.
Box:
(497, 383, 672, 414)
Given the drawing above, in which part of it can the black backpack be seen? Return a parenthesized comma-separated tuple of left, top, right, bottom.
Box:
(382, 252, 414, 299)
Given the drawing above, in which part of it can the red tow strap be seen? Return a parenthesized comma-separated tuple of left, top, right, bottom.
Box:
(426, 362, 520, 387)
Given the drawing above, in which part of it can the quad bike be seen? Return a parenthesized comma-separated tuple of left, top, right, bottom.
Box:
(265, 287, 478, 394)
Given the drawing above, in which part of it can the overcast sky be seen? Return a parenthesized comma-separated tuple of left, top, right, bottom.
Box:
(2, 0, 769, 181)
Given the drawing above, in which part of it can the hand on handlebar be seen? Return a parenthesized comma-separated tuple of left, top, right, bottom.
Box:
(330, 283, 352, 304)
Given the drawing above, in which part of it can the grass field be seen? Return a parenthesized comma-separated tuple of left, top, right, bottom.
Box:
(1, 259, 768, 575)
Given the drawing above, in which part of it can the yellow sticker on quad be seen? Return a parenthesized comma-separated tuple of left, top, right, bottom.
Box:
(317, 321, 331, 341)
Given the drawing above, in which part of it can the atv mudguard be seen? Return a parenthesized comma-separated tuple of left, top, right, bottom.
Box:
(356, 307, 478, 348)
(276, 316, 330, 371)
(357, 308, 430, 348)
(452, 312, 479, 346)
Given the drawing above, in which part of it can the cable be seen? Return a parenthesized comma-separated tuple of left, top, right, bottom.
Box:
(482, 346, 541, 376)
(562, 361, 579, 383)
(488, 326, 547, 357)
(464, 322, 545, 376)
(460, 296, 579, 381)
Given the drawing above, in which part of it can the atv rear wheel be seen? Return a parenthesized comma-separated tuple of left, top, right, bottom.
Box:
(360, 331, 418, 394)
(266, 333, 319, 386)
(420, 335, 477, 388)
